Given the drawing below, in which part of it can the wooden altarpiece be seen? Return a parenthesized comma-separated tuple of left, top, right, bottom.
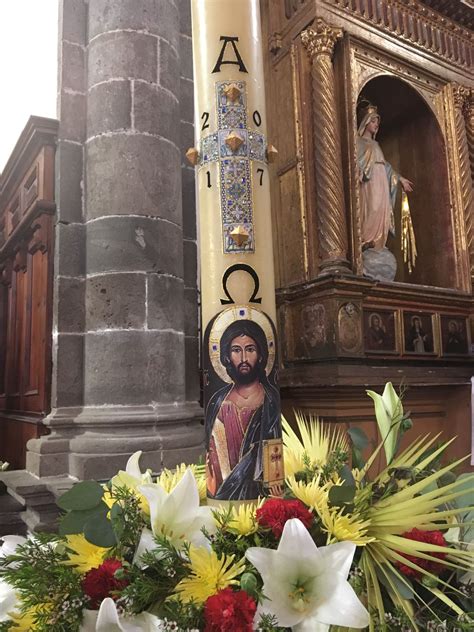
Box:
(261, 0, 474, 460)
(0, 118, 57, 468)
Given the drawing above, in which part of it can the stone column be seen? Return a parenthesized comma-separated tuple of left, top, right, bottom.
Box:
(27, 0, 203, 482)
(452, 84, 474, 285)
(302, 19, 351, 274)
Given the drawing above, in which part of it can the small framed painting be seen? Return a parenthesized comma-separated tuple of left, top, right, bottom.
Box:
(363, 309, 398, 354)
(403, 312, 436, 355)
(440, 316, 470, 356)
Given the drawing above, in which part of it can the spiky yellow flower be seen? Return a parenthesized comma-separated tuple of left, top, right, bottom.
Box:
(175, 547, 245, 604)
(228, 501, 261, 536)
(157, 463, 207, 502)
(64, 534, 110, 574)
(321, 506, 374, 546)
(286, 475, 331, 516)
(8, 610, 37, 631)
(9, 604, 52, 631)
(282, 413, 349, 477)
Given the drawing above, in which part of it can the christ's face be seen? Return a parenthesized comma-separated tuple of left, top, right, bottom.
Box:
(413, 318, 421, 331)
(229, 335, 259, 377)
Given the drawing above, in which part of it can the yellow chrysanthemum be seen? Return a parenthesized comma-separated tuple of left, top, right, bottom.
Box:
(228, 502, 261, 536)
(157, 463, 207, 502)
(282, 413, 349, 477)
(321, 506, 374, 546)
(286, 474, 331, 516)
(9, 604, 51, 631)
(64, 534, 110, 573)
(175, 547, 245, 604)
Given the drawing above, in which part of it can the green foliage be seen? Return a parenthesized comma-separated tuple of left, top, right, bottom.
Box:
(329, 484, 356, 507)
(59, 501, 109, 535)
(255, 613, 287, 631)
(0, 533, 87, 632)
(57, 480, 104, 511)
(348, 426, 370, 470)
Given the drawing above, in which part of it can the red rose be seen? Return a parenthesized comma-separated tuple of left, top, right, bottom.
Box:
(395, 528, 447, 580)
(81, 558, 128, 609)
(204, 588, 257, 632)
(256, 498, 314, 538)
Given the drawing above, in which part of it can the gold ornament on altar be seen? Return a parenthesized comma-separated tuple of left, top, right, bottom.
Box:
(401, 191, 417, 274)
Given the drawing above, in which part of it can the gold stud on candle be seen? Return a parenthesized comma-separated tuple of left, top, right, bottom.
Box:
(185, 147, 200, 166)
(229, 225, 250, 247)
(225, 131, 245, 153)
(224, 83, 242, 102)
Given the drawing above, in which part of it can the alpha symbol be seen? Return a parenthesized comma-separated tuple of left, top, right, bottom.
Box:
(212, 36, 248, 74)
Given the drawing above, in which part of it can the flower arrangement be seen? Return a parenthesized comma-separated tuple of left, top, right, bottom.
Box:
(0, 383, 472, 631)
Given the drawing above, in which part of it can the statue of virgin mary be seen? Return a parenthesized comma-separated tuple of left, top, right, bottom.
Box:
(357, 102, 414, 252)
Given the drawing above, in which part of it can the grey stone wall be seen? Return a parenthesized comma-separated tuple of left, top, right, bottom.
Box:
(27, 0, 203, 481)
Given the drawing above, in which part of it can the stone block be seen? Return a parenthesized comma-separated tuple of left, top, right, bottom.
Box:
(185, 335, 200, 401)
(88, 31, 158, 87)
(59, 0, 87, 45)
(181, 166, 196, 240)
(158, 37, 179, 96)
(55, 140, 83, 224)
(87, 80, 131, 138)
(58, 92, 86, 142)
(88, 0, 179, 50)
(179, 77, 194, 125)
(54, 222, 85, 278)
(133, 82, 179, 146)
(85, 134, 181, 223)
(86, 216, 183, 277)
(59, 41, 85, 92)
(86, 272, 146, 330)
(147, 274, 184, 331)
(183, 287, 198, 337)
(51, 333, 84, 408)
(183, 239, 197, 288)
(84, 330, 185, 405)
(179, 33, 193, 81)
(161, 445, 204, 470)
(180, 120, 194, 153)
(178, 0, 192, 36)
(56, 277, 85, 333)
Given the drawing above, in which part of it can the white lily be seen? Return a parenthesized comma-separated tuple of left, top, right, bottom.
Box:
(81, 597, 163, 631)
(246, 518, 369, 631)
(366, 382, 403, 465)
(135, 469, 214, 561)
(111, 451, 153, 490)
(0, 535, 26, 622)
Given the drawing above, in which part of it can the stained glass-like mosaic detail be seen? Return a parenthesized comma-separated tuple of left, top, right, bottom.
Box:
(198, 81, 268, 253)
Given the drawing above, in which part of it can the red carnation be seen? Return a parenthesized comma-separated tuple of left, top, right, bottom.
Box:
(256, 498, 314, 538)
(82, 558, 128, 609)
(204, 588, 257, 632)
(395, 528, 447, 580)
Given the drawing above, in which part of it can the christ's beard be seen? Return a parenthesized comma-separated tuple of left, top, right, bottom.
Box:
(228, 362, 261, 385)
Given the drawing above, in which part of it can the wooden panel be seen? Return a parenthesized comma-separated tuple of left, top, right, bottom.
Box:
(0, 117, 57, 468)
(278, 168, 306, 285)
(0, 416, 48, 471)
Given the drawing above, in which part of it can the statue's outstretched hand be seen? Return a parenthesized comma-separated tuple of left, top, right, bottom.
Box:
(400, 176, 414, 193)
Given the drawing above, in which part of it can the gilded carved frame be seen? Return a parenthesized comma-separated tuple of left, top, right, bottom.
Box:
(344, 37, 471, 292)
